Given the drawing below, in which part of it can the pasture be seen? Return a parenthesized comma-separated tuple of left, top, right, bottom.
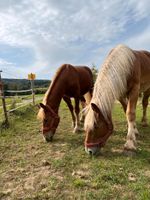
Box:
(0, 100, 150, 200)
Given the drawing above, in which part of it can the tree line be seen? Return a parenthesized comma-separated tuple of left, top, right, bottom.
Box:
(3, 79, 51, 96)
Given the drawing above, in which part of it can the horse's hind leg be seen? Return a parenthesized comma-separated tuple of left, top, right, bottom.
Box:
(141, 92, 149, 126)
(124, 84, 140, 151)
(63, 96, 76, 128)
(119, 97, 139, 135)
(119, 97, 127, 113)
(73, 98, 81, 133)
(79, 96, 86, 123)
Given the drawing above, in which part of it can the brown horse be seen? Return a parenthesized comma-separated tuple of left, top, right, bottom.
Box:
(37, 64, 93, 142)
(84, 44, 150, 155)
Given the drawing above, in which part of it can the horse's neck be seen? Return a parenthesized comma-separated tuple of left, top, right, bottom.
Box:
(93, 78, 115, 120)
(46, 80, 65, 113)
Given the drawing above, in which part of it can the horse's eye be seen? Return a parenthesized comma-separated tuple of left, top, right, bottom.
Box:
(94, 123, 99, 128)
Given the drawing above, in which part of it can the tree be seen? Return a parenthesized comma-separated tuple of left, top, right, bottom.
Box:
(91, 64, 98, 83)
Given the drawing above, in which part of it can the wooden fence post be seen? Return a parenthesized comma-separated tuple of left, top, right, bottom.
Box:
(30, 79, 35, 105)
(28, 73, 36, 105)
(0, 70, 9, 126)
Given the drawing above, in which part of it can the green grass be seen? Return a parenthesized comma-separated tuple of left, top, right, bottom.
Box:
(0, 94, 43, 121)
(0, 101, 150, 200)
(0, 96, 22, 106)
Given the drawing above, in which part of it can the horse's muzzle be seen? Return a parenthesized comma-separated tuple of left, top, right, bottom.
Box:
(85, 146, 100, 155)
(43, 131, 54, 142)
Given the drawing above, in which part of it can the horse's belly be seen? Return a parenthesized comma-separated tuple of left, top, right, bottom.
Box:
(140, 82, 150, 92)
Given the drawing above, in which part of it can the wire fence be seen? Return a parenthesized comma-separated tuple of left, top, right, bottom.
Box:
(1, 89, 44, 112)
(5, 89, 32, 93)
(0, 70, 50, 126)
(0, 80, 44, 126)
(4, 89, 33, 113)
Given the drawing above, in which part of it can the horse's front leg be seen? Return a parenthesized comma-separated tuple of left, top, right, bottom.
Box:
(119, 97, 127, 113)
(73, 98, 80, 133)
(119, 97, 139, 135)
(63, 96, 76, 128)
(124, 84, 140, 151)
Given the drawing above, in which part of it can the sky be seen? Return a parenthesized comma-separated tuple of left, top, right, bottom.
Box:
(0, 0, 150, 80)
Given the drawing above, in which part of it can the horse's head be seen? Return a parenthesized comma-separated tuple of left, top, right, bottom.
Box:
(38, 103, 60, 142)
(84, 103, 113, 155)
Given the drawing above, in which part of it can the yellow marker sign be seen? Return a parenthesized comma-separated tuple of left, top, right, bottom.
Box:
(28, 73, 36, 80)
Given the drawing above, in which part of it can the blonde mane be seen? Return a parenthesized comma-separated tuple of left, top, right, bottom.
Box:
(37, 64, 68, 120)
(84, 44, 136, 130)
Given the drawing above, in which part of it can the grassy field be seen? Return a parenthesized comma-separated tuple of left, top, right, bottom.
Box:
(0, 100, 150, 200)
(0, 96, 22, 107)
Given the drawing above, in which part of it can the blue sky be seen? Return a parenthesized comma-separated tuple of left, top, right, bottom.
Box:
(0, 0, 150, 79)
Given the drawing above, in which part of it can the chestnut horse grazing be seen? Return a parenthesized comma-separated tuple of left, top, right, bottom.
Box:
(84, 44, 150, 155)
(37, 64, 93, 142)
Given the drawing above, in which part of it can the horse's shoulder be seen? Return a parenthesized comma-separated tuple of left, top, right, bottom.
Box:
(141, 50, 150, 58)
(134, 50, 150, 61)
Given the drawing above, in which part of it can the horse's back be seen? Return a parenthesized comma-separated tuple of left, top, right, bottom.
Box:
(134, 50, 150, 92)
(60, 64, 93, 96)
(74, 66, 93, 95)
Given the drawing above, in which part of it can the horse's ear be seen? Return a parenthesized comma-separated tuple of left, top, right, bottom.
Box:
(40, 103, 47, 110)
(91, 103, 100, 114)
(40, 103, 50, 113)
(91, 103, 106, 122)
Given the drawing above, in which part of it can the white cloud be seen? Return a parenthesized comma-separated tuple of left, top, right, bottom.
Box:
(125, 26, 150, 50)
(0, 58, 13, 65)
(129, 0, 150, 20)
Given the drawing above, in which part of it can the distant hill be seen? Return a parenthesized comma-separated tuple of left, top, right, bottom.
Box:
(3, 78, 51, 95)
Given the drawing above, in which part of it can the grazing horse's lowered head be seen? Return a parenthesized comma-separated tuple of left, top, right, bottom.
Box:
(84, 102, 113, 155)
(38, 103, 60, 142)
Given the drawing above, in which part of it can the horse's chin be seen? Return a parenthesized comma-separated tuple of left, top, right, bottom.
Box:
(85, 146, 100, 156)
(43, 131, 54, 142)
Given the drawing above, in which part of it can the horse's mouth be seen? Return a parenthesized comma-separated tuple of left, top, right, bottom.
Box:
(85, 146, 100, 155)
(45, 136, 53, 142)
(43, 131, 54, 142)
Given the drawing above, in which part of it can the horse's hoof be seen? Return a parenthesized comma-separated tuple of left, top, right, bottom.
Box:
(141, 119, 148, 127)
(123, 144, 137, 156)
(141, 122, 148, 127)
(80, 119, 84, 123)
(123, 149, 137, 156)
(135, 132, 140, 136)
(80, 117, 85, 123)
(73, 128, 78, 133)
(73, 127, 83, 133)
